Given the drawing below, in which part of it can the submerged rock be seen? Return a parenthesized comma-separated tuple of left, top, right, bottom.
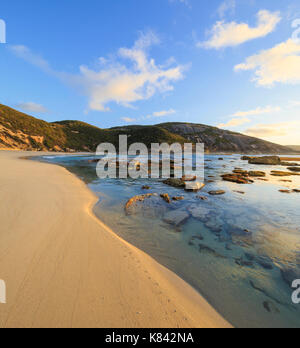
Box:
(187, 204, 212, 222)
(125, 193, 167, 218)
(235, 257, 254, 267)
(249, 156, 281, 165)
(197, 196, 208, 200)
(163, 209, 190, 227)
(205, 217, 223, 233)
(199, 244, 226, 258)
(257, 256, 273, 270)
(280, 267, 300, 286)
(263, 301, 280, 314)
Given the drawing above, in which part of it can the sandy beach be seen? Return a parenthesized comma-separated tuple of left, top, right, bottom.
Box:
(0, 150, 230, 328)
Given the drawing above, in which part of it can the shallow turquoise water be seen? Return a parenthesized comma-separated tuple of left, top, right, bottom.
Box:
(36, 154, 300, 328)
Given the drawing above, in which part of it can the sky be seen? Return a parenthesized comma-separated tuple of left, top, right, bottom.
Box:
(0, 0, 300, 145)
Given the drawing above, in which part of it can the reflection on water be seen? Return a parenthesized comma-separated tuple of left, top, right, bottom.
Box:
(37, 154, 300, 328)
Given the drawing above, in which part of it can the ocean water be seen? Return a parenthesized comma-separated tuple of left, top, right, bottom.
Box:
(36, 154, 300, 328)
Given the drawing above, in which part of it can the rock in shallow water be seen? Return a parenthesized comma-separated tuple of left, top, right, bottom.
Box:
(198, 244, 226, 258)
(208, 190, 226, 195)
(222, 174, 252, 184)
(187, 204, 212, 222)
(185, 182, 205, 192)
(125, 193, 168, 218)
(172, 196, 184, 201)
(160, 193, 171, 204)
(288, 167, 300, 172)
(248, 171, 266, 177)
(163, 178, 185, 188)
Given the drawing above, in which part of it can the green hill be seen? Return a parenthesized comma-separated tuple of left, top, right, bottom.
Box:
(0, 103, 297, 154)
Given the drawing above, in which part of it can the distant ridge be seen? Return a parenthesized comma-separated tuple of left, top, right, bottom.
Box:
(0, 103, 297, 154)
(288, 145, 300, 152)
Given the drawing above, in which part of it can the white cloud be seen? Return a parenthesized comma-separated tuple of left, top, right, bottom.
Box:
(235, 39, 300, 86)
(218, 117, 250, 129)
(121, 117, 137, 123)
(152, 109, 176, 117)
(231, 105, 281, 117)
(217, 0, 236, 18)
(16, 102, 48, 114)
(78, 32, 185, 112)
(10, 32, 186, 113)
(218, 105, 281, 129)
(200, 10, 281, 49)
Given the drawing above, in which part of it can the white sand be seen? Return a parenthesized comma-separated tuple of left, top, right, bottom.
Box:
(0, 151, 231, 328)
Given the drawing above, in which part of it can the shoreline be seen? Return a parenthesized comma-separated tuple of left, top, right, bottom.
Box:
(0, 150, 231, 328)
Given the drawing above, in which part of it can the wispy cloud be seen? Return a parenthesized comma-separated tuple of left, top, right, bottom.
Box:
(218, 105, 281, 129)
(218, 117, 250, 129)
(169, 0, 191, 8)
(10, 45, 53, 74)
(152, 109, 176, 117)
(235, 39, 300, 86)
(16, 102, 48, 114)
(231, 105, 281, 117)
(217, 0, 236, 19)
(121, 117, 137, 123)
(199, 10, 281, 49)
(244, 121, 300, 139)
(10, 32, 186, 113)
(121, 108, 176, 124)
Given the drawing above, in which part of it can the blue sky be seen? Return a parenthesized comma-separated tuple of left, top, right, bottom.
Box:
(0, 0, 300, 144)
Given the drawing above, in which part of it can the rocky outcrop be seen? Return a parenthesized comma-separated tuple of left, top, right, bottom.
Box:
(158, 122, 295, 154)
(249, 156, 281, 165)
(288, 167, 300, 172)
